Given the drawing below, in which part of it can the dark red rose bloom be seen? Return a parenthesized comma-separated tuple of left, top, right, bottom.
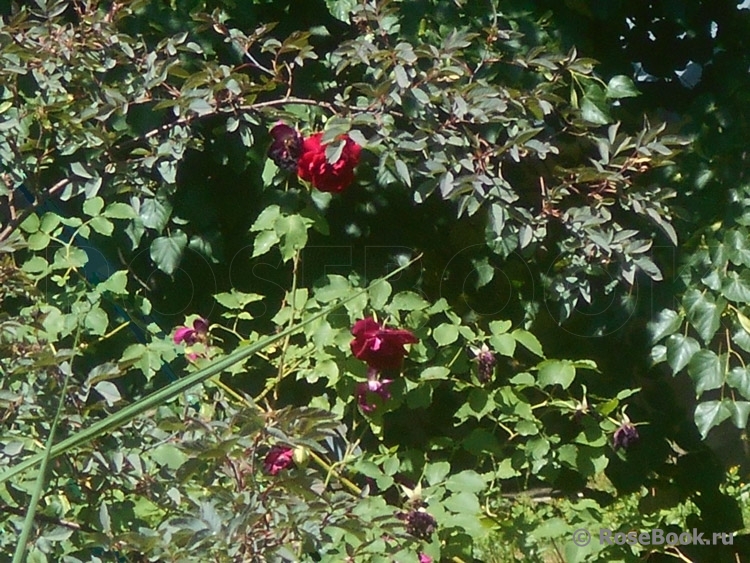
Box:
(350, 318, 418, 371)
(613, 421, 639, 450)
(399, 508, 437, 540)
(173, 317, 209, 346)
(355, 378, 393, 413)
(297, 133, 361, 193)
(263, 445, 294, 475)
(268, 122, 303, 171)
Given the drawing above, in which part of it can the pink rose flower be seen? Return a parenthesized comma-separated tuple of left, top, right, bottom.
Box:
(173, 317, 209, 346)
(263, 445, 294, 475)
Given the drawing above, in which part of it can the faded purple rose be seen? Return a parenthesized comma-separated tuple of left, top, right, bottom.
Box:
(356, 378, 393, 413)
(263, 445, 294, 475)
(613, 421, 639, 450)
(297, 132, 361, 193)
(400, 508, 437, 540)
(418, 554, 433, 563)
(173, 317, 209, 346)
(268, 122, 303, 171)
(351, 318, 418, 371)
(472, 343, 497, 383)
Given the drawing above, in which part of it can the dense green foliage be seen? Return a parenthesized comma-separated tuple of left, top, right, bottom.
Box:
(1, 0, 750, 561)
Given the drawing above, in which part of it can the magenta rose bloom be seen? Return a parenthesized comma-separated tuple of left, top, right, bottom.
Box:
(418, 554, 433, 563)
(350, 318, 418, 371)
(297, 133, 361, 193)
(355, 378, 393, 413)
(173, 317, 209, 345)
(263, 445, 294, 475)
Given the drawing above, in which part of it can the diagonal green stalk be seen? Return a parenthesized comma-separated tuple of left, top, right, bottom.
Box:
(0, 257, 418, 486)
(12, 334, 78, 563)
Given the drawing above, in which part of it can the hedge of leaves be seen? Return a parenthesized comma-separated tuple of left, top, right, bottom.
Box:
(1, 0, 750, 562)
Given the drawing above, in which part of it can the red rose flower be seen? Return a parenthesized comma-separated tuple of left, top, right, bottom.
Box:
(350, 318, 418, 371)
(263, 445, 294, 475)
(297, 133, 361, 193)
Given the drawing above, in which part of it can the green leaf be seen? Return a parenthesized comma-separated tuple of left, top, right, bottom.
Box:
(82, 196, 104, 217)
(489, 320, 512, 335)
(251, 205, 281, 231)
(389, 291, 429, 311)
(424, 461, 451, 486)
(19, 214, 40, 233)
(214, 290, 264, 310)
(85, 308, 109, 336)
(444, 491, 481, 514)
(27, 232, 50, 251)
(39, 213, 61, 234)
(665, 334, 700, 374)
(150, 231, 188, 275)
(736, 310, 750, 336)
(490, 333, 516, 357)
(687, 350, 724, 396)
(682, 289, 724, 343)
(511, 329, 544, 357)
(368, 280, 392, 309)
(140, 198, 172, 231)
(537, 359, 576, 389)
(98, 271, 128, 294)
(581, 94, 611, 125)
(150, 444, 187, 470)
(727, 401, 750, 429)
(103, 203, 136, 219)
(421, 366, 450, 380)
(694, 400, 732, 439)
(722, 270, 750, 303)
(727, 367, 750, 399)
(605, 75, 639, 98)
(725, 229, 750, 267)
(647, 309, 683, 343)
(395, 158, 411, 186)
(70, 161, 94, 179)
(89, 216, 114, 236)
(252, 230, 280, 258)
(276, 214, 309, 260)
(94, 381, 121, 406)
(433, 323, 458, 345)
(445, 469, 486, 493)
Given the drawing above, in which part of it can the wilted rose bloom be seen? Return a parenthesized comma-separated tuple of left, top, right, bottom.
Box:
(263, 445, 294, 475)
(351, 318, 418, 371)
(401, 508, 437, 540)
(355, 378, 393, 413)
(173, 317, 209, 346)
(268, 122, 303, 171)
(613, 421, 639, 450)
(297, 133, 361, 193)
(473, 343, 497, 383)
(418, 554, 433, 563)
